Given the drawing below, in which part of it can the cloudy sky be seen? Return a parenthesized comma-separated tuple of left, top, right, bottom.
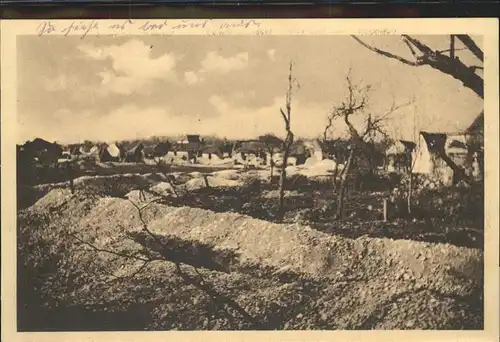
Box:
(17, 34, 483, 144)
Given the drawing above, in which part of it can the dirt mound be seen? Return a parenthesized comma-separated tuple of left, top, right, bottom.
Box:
(184, 176, 242, 191)
(147, 206, 481, 293)
(211, 169, 241, 180)
(30, 190, 481, 294)
(125, 190, 160, 203)
(19, 189, 483, 330)
(149, 182, 178, 196)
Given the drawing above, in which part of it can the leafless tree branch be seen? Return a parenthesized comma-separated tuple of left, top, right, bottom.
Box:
(353, 35, 484, 98)
(68, 232, 150, 262)
(351, 36, 421, 66)
(455, 35, 484, 62)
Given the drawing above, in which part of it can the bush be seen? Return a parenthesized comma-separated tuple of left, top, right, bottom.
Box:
(412, 185, 483, 224)
(390, 179, 484, 225)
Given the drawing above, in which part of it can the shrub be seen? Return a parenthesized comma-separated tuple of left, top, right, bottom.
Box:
(390, 178, 484, 225)
(412, 185, 483, 224)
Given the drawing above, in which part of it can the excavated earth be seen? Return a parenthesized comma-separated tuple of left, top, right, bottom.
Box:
(18, 187, 483, 331)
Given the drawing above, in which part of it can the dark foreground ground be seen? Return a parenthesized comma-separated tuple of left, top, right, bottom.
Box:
(16, 166, 484, 331)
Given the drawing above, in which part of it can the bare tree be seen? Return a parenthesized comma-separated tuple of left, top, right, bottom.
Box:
(329, 71, 413, 220)
(277, 61, 298, 222)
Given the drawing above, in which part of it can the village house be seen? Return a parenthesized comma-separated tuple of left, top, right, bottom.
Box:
(232, 140, 267, 166)
(154, 141, 172, 158)
(201, 145, 224, 160)
(175, 135, 204, 160)
(220, 140, 235, 158)
(176, 135, 203, 152)
(385, 140, 416, 173)
(303, 139, 326, 162)
(412, 111, 484, 185)
(124, 143, 145, 163)
(289, 141, 309, 165)
(19, 138, 63, 166)
(98, 142, 123, 163)
(142, 145, 155, 159)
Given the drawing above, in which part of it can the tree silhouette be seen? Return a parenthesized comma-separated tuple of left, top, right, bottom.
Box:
(351, 35, 483, 99)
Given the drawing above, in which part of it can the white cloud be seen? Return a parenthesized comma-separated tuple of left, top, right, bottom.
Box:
(184, 70, 202, 86)
(97, 71, 152, 96)
(77, 44, 106, 60)
(182, 51, 249, 85)
(200, 51, 249, 74)
(20, 106, 175, 144)
(267, 49, 276, 62)
(21, 96, 332, 144)
(205, 95, 331, 140)
(78, 39, 179, 95)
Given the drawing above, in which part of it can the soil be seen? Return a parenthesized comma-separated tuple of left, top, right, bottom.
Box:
(17, 184, 483, 331)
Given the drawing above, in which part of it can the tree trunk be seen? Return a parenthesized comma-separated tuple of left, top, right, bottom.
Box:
(278, 133, 294, 222)
(336, 148, 355, 220)
(407, 170, 413, 216)
(332, 162, 340, 192)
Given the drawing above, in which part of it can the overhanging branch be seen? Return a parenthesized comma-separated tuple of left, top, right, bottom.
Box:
(352, 35, 484, 99)
(351, 36, 421, 66)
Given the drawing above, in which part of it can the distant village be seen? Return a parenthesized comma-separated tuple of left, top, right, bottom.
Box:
(17, 110, 484, 185)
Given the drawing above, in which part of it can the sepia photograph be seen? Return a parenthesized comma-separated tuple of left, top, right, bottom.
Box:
(1, 19, 498, 340)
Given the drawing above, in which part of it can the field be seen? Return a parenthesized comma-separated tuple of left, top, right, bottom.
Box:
(17, 160, 484, 330)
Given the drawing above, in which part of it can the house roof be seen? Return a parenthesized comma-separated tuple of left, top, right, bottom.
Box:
(178, 135, 201, 143)
(386, 140, 416, 155)
(400, 140, 417, 151)
(433, 111, 484, 136)
(143, 145, 155, 154)
(234, 140, 267, 153)
(466, 110, 484, 135)
(26, 137, 60, 149)
(420, 132, 448, 153)
(202, 145, 223, 154)
(127, 143, 144, 154)
(448, 139, 468, 150)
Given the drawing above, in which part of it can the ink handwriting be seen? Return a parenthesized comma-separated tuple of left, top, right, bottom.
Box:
(61, 20, 100, 39)
(34, 19, 266, 37)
